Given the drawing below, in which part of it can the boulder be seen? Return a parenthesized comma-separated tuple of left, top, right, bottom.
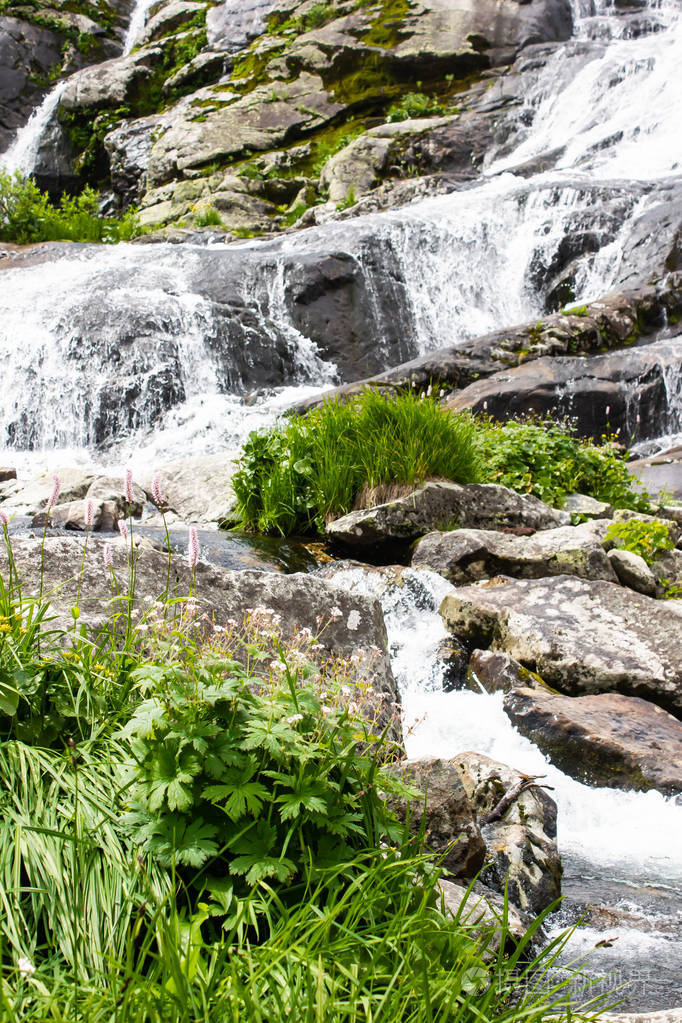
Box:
(0, 467, 16, 482)
(86, 476, 147, 518)
(438, 878, 529, 947)
(651, 549, 682, 594)
(452, 752, 562, 915)
(563, 493, 614, 519)
(467, 649, 544, 694)
(0, 468, 98, 517)
(326, 481, 569, 549)
(440, 575, 682, 717)
(32, 498, 118, 532)
(629, 444, 682, 501)
(0, 534, 400, 727)
(607, 547, 657, 596)
(137, 454, 238, 524)
(504, 687, 682, 794)
(411, 522, 616, 584)
(388, 758, 486, 879)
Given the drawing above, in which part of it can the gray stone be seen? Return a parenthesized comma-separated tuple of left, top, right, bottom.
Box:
(86, 475, 147, 519)
(388, 758, 486, 879)
(412, 522, 616, 584)
(607, 547, 657, 595)
(326, 481, 569, 549)
(452, 752, 562, 915)
(137, 454, 238, 524)
(440, 575, 682, 717)
(504, 687, 682, 794)
(467, 649, 545, 694)
(629, 445, 682, 502)
(438, 878, 529, 947)
(0, 468, 98, 517)
(564, 493, 614, 519)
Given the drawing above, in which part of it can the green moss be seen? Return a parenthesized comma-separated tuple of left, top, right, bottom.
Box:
(358, 0, 412, 48)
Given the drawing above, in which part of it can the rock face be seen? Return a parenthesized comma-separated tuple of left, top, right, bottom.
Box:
(326, 481, 569, 549)
(453, 752, 562, 915)
(504, 687, 682, 795)
(412, 522, 616, 584)
(440, 575, 682, 717)
(0, 534, 400, 717)
(388, 758, 486, 879)
(137, 455, 238, 524)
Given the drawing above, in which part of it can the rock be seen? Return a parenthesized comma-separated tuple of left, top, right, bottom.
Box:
(436, 637, 469, 692)
(411, 522, 616, 585)
(139, 1, 205, 45)
(452, 752, 562, 915)
(563, 493, 614, 519)
(609, 508, 681, 545)
(504, 687, 682, 794)
(651, 549, 682, 594)
(86, 476, 147, 519)
(607, 547, 657, 595)
(326, 481, 569, 549)
(602, 1011, 682, 1023)
(388, 758, 486, 879)
(438, 878, 529, 947)
(0, 467, 16, 482)
(0, 534, 400, 728)
(137, 455, 238, 524)
(32, 498, 117, 531)
(629, 445, 682, 502)
(467, 649, 544, 694)
(0, 468, 98, 517)
(440, 575, 682, 717)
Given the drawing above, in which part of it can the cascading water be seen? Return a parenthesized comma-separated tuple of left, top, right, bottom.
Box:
(329, 566, 682, 1010)
(0, 82, 68, 177)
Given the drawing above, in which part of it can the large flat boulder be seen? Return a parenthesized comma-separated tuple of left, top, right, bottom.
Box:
(412, 521, 616, 584)
(504, 687, 682, 794)
(326, 481, 569, 549)
(439, 575, 682, 717)
(137, 454, 238, 524)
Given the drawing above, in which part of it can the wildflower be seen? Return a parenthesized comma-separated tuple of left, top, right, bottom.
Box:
(17, 957, 35, 977)
(102, 543, 113, 569)
(605, 405, 610, 416)
(483, 400, 488, 411)
(426, 384, 432, 397)
(330, 606, 343, 621)
(118, 519, 128, 541)
(124, 468, 134, 504)
(84, 499, 94, 528)
(188, 525, 200, 569)
(347, 609, 361, 631)
(320, 705, 333, 716)
(636, 413, 641, 424)
(151, 470, 164, 507)
(348, 701, 359, 714)
(0, 508, 8, 527)
(47, 473, 61, 510)
(287, 713, 303, 725)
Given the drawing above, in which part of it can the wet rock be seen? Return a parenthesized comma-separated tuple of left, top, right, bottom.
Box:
(0, 467, 16, 482)
(326, 481, 569, 549)
(412, 522, 616, 584)
(436, 637, 469, 691)
(607, 547, 657, 595)
(438, 878, 529, 947)
(388, 757, 486, 879)
(440, 575, 682, 717)
(86, 476, 147, 519)
(467, 649, 544, 694)
(137, 454, 238, 524)
(452, 751, 562, 915)
(504, 687, 682, 794)
(564, 493, 614, 519)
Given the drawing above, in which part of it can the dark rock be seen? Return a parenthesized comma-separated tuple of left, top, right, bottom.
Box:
(436, 637, 469, 691)
(504, 687, 682, 794)
(452, 751, 562, 915)
(326, 481, 568, 549)
(467, 648, 545, 694)
(440, 575, 682, 717)
(0, 467, 16, 482)
(412, 521, 616, 584)
(388, 757, 486, 879)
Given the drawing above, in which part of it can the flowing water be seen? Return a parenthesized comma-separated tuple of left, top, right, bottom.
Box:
(1, 0, 681, 1003)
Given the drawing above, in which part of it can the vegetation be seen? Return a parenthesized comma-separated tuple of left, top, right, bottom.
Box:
(387, 90, 447, 122)
(604, 518, 674, 564)
(233, 392, 649, 536)
(0, 171, 140, 244)
(0, 504, 610, 1021)
(234, 390, 482, 535)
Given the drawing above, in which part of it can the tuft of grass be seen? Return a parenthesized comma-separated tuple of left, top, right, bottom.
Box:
(234, 389, 482, 535)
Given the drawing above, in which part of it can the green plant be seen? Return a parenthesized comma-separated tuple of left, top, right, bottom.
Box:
(193, 206, 224, 227)
(478, 417, 650, 512)
(336, 185, 357, 210)
(234, 389, 482, 535)
(604, 518, 674, 564)
(387, 90, 445, 122)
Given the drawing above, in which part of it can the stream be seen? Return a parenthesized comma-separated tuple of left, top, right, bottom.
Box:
(1, 0, 681, 1007)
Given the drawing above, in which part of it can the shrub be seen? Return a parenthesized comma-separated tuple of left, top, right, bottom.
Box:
(0, 170, 140, 244)
(478, 417, 650, 512)
(387, 90, 446, 121)
(233, 390, 482, 535)
(604, 518, 674, 564)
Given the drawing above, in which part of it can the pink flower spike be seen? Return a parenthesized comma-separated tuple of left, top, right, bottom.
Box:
(103, 543, 113, 569)
(605, 406, 610, 416)
(188, 525, 199, 570)
(151, 471, 163, 507)
(84, 499, 94, 528)
(0, 508, 8, 527)
(118, 519, 128, 541)
(47, 473, 61, 510)
(636, 414, 641, 424)
(124, 468, 134, 504)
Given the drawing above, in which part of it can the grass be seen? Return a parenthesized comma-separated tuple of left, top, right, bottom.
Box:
(233, 390, 649, 536)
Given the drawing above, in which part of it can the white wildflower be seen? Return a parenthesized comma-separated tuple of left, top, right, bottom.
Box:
(287, 713, 303, 725)
(17, 957, 35, 977)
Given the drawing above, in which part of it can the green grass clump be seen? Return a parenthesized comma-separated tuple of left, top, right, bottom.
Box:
(234, 390, 482, 535)
(478, 417, 650, 512)
(0, 171, 140, 244)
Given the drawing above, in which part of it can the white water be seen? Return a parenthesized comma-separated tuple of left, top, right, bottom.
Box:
(0, 82, 67, 177)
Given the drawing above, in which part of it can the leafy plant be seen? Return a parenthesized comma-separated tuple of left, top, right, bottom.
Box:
(604, 518, 674, 564)
(387, 90, 446, 122)
(234, 389, 482, 535)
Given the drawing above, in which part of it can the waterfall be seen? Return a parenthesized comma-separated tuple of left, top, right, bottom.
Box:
(0, 82, 67, 176)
